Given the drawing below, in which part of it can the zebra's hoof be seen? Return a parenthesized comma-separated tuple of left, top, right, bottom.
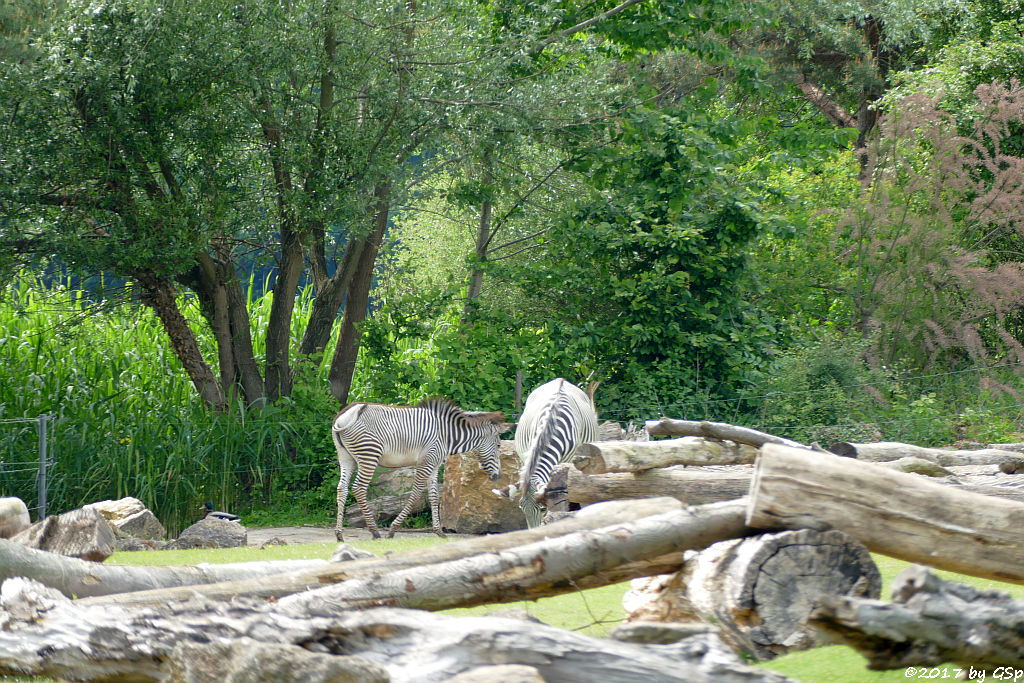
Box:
(433, 530, 447, 539)
(385, 530, 396, 539)
(369, 530, 382, 540)
(335, 531, 344, 542)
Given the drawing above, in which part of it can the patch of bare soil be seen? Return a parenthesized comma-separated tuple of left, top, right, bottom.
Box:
(246, 525, 478, 546)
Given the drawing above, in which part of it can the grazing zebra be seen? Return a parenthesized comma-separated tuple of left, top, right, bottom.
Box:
(332, 398, 508, 540)
(510, 378, 598, 526)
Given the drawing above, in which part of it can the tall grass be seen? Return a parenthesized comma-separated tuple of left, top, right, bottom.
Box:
(0, 274, 337, 534)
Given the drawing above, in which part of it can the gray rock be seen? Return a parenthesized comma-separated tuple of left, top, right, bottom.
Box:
(11, 506, 116, 562)
(442, 665, 545, 683)
(0, 497, 30, 539)
(87, 497, 166, 540)
(167, 517, 246, 549)
(330, 543, 376, 562)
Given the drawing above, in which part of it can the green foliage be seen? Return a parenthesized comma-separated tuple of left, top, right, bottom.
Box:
(0, 275, 339, 534)
(748, 335, 894, 443)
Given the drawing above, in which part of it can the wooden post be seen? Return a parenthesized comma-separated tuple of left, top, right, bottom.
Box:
(36, 414, 49, 521)
(514, 370, 523, 413)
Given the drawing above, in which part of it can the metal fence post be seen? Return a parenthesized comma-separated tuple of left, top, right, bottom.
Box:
(36, 414, 48, 521)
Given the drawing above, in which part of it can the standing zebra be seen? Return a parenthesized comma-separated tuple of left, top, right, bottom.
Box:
(332, 398, 508, 540)
(510, 378, 598, 526)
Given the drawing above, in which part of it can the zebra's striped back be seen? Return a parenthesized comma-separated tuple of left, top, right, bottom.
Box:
(515, 378, 598, 504)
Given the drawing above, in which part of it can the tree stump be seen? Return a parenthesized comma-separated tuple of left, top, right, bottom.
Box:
(624, 528, 881, 660)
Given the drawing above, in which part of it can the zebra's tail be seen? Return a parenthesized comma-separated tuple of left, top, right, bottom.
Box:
(519, 385, 565, 498)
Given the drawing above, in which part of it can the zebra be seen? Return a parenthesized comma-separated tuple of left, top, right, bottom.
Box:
(332, 398, 508, 540)
(507, 378, 598, 527)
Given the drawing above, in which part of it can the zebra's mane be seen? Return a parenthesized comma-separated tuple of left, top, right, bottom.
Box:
(416, 397, 504, 426)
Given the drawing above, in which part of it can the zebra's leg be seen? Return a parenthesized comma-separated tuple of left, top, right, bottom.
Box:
(334, 439, 357, 542)
(351, 453, 383, 540)
(387, 460, 434, 539)
(426, 466, 446, 538)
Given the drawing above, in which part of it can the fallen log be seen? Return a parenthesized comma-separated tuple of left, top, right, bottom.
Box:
(85, 499, 754, 611)
(0, 539, 331, 598)
(0, 580, 794, 683)
(567, 464, 752, 506)
(623, 529, 881, 661)
(829, 440, 1024, 468)
(645, 418, 812, 450)
(571, 437, 758, 474)
(810, 564, 1024, 669)
(747, 443, 1024, 584)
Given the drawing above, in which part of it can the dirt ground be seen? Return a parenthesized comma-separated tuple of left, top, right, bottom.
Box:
(246, 525, 477, 546)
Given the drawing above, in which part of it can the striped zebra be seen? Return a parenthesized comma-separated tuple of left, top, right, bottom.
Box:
(332, 398, 508, 540)
(512, 378, 598, 526)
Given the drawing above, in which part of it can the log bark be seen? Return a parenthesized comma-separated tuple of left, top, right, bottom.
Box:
(568, 464, 752, 506)
(0, 539, 331, 598)
(810, 564, 1024, 669)
(572, 437, 758, 474)
(747, 443, 1024, 584)
(82, 499, 751, 609)
(829, 440, 1024, 468)
(0, 580, 794, 683)
(645, 418, 812, 450)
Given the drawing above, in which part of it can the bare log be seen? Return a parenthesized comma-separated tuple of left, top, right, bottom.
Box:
(84, 499, 752, 610)
(747, 443, 1024, 584)
(810, 564, 1024, 670)
(645, 418, 812, 450)
(71, 497, 689, 604)
(0, 538, 331, 598)
(0, 579, 793, 683)
(829, 440, 1024, 468)
(572, 437, 758, 474)
(568, 464, 752, 506)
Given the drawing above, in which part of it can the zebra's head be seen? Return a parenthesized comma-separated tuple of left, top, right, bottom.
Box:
(464, 411, 510, 482)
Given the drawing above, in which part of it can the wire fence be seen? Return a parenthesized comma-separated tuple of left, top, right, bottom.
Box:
(0, 415, 52, 521)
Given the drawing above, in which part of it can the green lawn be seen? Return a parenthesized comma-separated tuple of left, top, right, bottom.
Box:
(104, 538, 1024, 683)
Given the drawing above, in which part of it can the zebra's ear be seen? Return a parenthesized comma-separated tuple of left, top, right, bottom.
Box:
(497, 422, 514, 434)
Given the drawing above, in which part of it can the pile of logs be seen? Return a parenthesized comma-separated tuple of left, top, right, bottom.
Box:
(2, 419, 1024, 681)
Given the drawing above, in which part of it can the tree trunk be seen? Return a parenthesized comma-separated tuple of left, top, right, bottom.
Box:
(328, 182, 391, 404)
(134, 271, 226, 411)
(572, 438, 758, 474)
(567, 463, 752, 506)
(264, 227, 305, 402)
(747, 443, 1024, 584)
(810, 564, 1024, 670)
(299, 236, 368, 356)
(829, 440, 1024, 468)
(76, 498, 733, 607)
(644, 418, 812, 451)
(625, 529, 881, 661)
(0, 581, 793, 683)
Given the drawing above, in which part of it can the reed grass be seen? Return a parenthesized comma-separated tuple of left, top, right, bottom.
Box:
(0, 274, 337, 534)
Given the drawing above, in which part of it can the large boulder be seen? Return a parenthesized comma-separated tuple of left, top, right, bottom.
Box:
(11, 506, 117, 562)
(0, 497, 31, 538)
(86, 496, 166, 540)
(440, 440, 526, 534)
(167, 517, 246, 549)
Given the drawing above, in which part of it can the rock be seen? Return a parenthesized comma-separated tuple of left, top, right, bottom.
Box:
(597, 420, 649, 442)
(442, 665, 546, 683)
(0, 497, 31, 539)
(330, 543, 376, 562)
(259, 536, 289, 549)
(116, 537, 168, 552)
(344, 494, 425, 528)
(167, 518, 246, 550)
(11, 506, 116, 562)
(440, 440, 526, 534)
(168, 638, 388, 683)
(883, 457, 954, 477)
(87, 497, 166, 540)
